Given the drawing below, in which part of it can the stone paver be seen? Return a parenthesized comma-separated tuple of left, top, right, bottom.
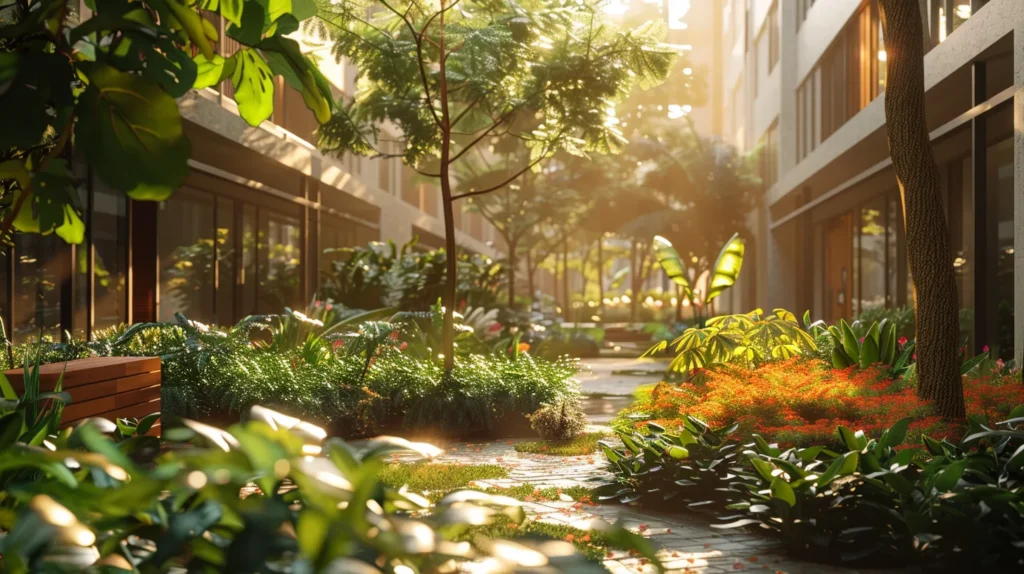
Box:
(394, 439, 899, 574)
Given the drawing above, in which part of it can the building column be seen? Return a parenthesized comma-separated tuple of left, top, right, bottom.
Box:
(1014, 6, 1024, 363)
(778, 0, 799, 175)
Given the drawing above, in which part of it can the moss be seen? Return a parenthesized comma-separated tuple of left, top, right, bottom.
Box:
(514, 432, 607, 456)
(378, 462, 508, 495)
(482, 483, 595, 503)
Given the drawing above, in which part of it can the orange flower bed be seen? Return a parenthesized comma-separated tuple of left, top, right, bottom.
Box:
(621, 359, 1024, 447)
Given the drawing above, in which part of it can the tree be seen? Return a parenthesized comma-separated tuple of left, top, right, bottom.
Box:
(313, 0, 673, 369)
(878, 0, 963, 419)
(0, 0, 333, 244)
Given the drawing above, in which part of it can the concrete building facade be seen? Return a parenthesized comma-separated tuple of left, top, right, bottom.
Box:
(701, 0, 1023, 361)
(0, 4, 508, 344)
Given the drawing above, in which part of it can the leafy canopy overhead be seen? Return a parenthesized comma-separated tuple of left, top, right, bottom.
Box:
(0, 0, 333, 243)
(314, 0, 676, 173)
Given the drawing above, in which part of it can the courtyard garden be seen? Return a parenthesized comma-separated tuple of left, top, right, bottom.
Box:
(2, 0, 1023, 571)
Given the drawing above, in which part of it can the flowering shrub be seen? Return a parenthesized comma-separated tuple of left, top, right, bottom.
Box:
(616, 359, 1024, 447)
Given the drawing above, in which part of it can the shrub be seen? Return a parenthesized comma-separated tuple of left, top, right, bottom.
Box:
(527, 396, 588, 441)
(515, 432, 606, 456)
(615, 358, 1024, 448)
(0, 406, 659, 572)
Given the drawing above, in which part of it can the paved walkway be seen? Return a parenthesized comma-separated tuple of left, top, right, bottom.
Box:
(578, 358, 670, 424)
(391, 358, 899, 573)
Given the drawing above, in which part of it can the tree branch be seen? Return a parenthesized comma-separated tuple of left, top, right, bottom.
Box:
(450, 155, 546, 201)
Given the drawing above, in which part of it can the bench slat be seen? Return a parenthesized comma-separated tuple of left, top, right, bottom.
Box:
(62, 384, 161, 422)
(4, 357, 161, 390)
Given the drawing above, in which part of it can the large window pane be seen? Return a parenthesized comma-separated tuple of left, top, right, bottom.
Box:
(258, 210, 302, 313)
(158, 187, 215, 324)
(92, 180, 129, 333)
(989, 137, 1014, 359)
(240, 204, 258, 317)
(216, 197, 236, 325)
(12, 234, 65, 344)
(857, 199, 886, 313)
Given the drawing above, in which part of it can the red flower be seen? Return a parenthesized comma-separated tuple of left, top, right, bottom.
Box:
(333, 339, 344, 349)
(982, 345, 990, 353)
(399, 341, 408, 351)
(898, 336, 908, 346)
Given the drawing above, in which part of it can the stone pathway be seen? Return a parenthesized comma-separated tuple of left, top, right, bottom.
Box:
(395, 438, 895, 574)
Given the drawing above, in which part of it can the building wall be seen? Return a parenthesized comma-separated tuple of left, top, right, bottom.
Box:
(700, 0, 1023, 361)
(0, 7, 507, 342)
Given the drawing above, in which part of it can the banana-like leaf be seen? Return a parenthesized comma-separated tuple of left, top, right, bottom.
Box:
(609, 266, 630, 290)
(705, 233, 745, 303)
(859, 335, 880, 368)
(652, 235, 692, 297)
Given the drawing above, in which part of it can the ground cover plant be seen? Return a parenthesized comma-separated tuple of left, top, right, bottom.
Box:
(615, 358, 1024, 447)
(514, 432, 607, 456)
(599, 412, 1024, 569)
(6, 307, 583, 440)
(0, 402, 659, 572)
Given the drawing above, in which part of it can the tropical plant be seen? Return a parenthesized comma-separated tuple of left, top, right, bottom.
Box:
(526, 396, 588, 442)
(821, 318, 915, 375)
(321, 239, 505, 312)
(312, 0, 675, 369)
(0, 0, 332, 244)
(0, 405, 660, 572)
(653, 233, 746, 322)
(644, 309, 817, 375)
(596, 417, 745, 510)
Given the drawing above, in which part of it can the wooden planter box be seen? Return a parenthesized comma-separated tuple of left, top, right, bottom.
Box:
(4, 357, 162, 435)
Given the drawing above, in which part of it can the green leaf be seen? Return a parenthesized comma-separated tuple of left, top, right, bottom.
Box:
(652, 236, 691, 296)
(231, 49, 275, 126)
(859, 334, 880, 368)
(880, 323, 897, 365)
(0, 372, 17, 401)
(137, 412, 161, 436)
(76, 63, 190, 200)
(260, 37, 332, 123)
(162, 0, 215, 59)
(960, 352, 988, 376)
(838, 426, 866, 451)
(749, 457, 776, 483)
(706, 233, 745, 303)
(194, 54, 237, 90)
(831, 347, 853, 369)
(878, 417, 911, 450)
(228, 0, 266, 45)
(666, 445, 689, 459)
(770, 477, 796, 507)
(840, 320, 861, 364)
(222, 0, 245, 26)
(932, 460, 965, 492)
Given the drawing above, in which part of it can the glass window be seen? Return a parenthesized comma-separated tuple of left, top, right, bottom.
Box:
(767, 2, 779, 73)
(240, 204, 258, 317)
(858, 199, 887, 313)
(92, 179, 129, 332)
(216, 197, 235, 325)
(12, 234, 65, 344)
(158, 187, 216, 324)
(988, 137, 1014, 359)
(258, 210, 302, 313)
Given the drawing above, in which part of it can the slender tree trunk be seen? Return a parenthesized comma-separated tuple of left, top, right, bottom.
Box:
(879, 0, 964, 419)
(438, 1, 456, 371)
(507, 238, 517, 309)
(629, 240, 639, 323)
(562, 242, 570, 319)
(597, 236, 604, 314)
(526, 248, 535, 305)
(675, 284, 683, 322)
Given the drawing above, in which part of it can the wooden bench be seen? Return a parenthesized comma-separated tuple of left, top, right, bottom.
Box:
(4, 357, 162, 435)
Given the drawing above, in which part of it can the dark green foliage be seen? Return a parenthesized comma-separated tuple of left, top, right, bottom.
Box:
(0, 0, 331, 242)
(320, 238, 505, 311)
(12, 312, 581, 439)
(0, 406, 655, 571)
(602, 410, 1024, 569)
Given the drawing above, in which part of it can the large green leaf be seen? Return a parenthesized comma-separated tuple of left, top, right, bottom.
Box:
(859, 333, 880, 368)
(652, 235, 691, 296)
(705, 233, 745, 303)
(260, 36, 332, 123)
(194, 53, 238, 90)
(840, 320, 861, 364)
(231, 49, 275, 126)
(76, 63, 190, 201)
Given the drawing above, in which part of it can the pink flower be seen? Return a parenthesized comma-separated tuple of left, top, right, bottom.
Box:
(400, 341, 408, 351)
(326, 303, 333, 311)
(859, 337, 865, 343)
(332, 339, 344, 349)
(898, 337, 908, 346)
(390, 331, 399, 341)
(982, 345, 990, 353)
(489, 323, 503, 332)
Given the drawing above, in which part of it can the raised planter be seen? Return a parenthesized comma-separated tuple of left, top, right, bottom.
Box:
(4, 356, 162, 434)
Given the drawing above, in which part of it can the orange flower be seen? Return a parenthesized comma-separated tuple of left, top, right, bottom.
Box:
(517, 342, 531, 353)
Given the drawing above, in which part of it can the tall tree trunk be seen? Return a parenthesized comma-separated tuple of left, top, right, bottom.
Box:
(629, 240, 639, 322)
(526, 248, 535, 306)
(507, 238, 517, 309)
(562, 242, 570, 319)
(597, 236, 604, 314)
(438, 1, 456, 371)
(879, 0, 963, 419)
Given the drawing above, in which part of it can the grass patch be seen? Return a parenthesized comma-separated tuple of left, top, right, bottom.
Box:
(483, 483, 595, 503)
(463, 520, 617, 562)
(514, 432, 607, 456)
(378, 462, 508, 495)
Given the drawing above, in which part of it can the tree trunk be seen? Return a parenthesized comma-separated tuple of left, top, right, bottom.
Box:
(878, 0, 964, 419)
(438, 0, 456, 371)
(629, 240, 639, 323)
(526, 248, 535, 305)
(597, 236, 604, 314)
(507, 238, 517, 309)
